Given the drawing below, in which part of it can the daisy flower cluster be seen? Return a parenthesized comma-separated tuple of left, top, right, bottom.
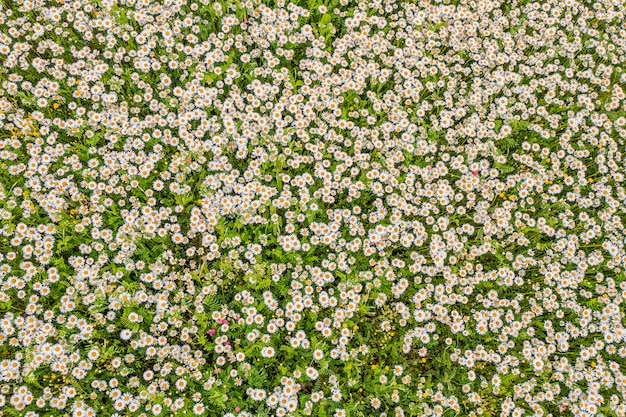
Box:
(1, 0, 626, 416)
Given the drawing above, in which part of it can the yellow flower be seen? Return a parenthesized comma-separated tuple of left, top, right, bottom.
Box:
(53, 103, 60, 109)
(342, 323, 347, 328)
(421, 358, 427, 363)
(371, 364, 377, 369)
(385, 366, 389, 371)
(353, 325, 358, 330)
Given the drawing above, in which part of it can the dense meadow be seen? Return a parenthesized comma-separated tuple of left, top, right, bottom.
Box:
(1, 0, 626, 416)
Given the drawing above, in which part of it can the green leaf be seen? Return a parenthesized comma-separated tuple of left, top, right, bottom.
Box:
(495, 162, 515, 173)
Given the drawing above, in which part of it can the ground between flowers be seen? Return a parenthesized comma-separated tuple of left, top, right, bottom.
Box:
(1, 0, 626, 416)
